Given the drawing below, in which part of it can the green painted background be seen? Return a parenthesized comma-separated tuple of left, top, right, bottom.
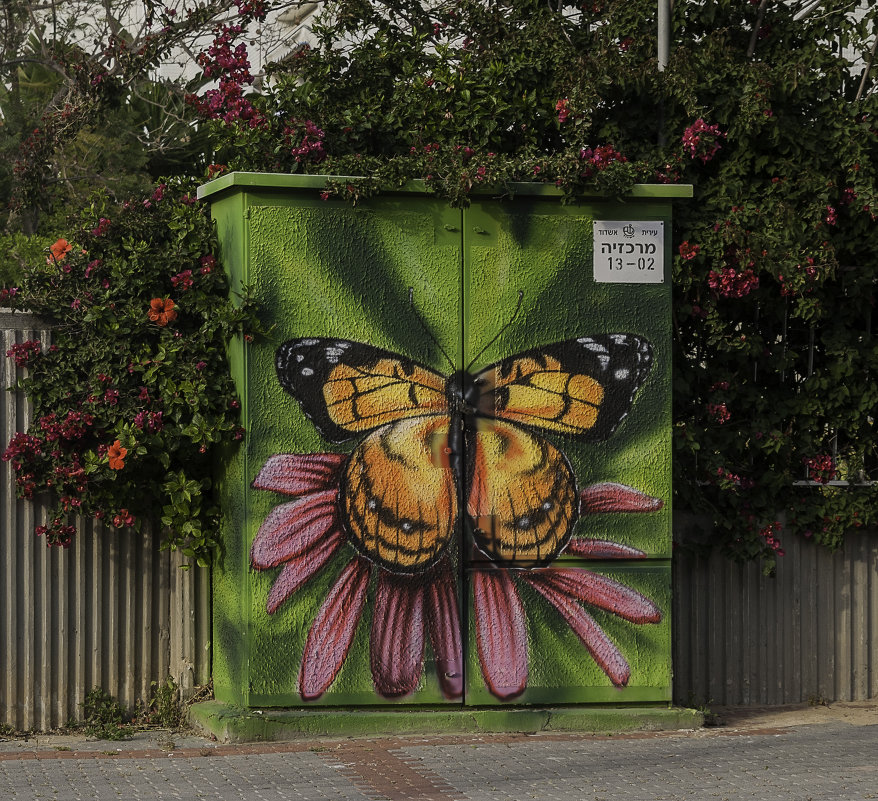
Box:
(201, 174, 681, 708)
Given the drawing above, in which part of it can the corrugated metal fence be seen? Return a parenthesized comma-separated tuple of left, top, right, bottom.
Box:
(1, 311, 875, 729)
(1, 311, 210, 731)
(673, 528, 878, 706)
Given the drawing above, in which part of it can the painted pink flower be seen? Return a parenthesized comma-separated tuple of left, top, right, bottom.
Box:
(471, 481, 663, 700)
(251, 453, 462, 702)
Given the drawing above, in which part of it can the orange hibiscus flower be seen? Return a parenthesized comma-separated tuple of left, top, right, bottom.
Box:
(108, 440, 127, 470)
(148, 297, 177, 326)
(47, 239, 72, 263)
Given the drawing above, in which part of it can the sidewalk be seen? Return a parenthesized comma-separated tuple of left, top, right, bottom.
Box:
(0, 702, 875, 800)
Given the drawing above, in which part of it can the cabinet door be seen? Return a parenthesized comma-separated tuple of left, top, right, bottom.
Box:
(231, 188, 672, 708)
(241, 193, 467, 706)
(461, 197, 672, 704)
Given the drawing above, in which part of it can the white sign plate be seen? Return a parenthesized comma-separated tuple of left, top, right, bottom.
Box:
(593, 220, 665, 283)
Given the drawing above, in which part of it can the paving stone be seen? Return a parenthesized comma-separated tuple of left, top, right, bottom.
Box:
(400, 723, 878, 801)
(0, 720, 876, 800)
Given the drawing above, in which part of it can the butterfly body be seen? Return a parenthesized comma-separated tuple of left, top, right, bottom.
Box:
(275, 333, 653, 574)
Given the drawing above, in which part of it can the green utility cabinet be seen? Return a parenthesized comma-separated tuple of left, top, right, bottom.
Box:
(198, 173, 690, 711)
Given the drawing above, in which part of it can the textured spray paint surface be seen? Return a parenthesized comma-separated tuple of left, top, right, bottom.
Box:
(212, 187, 672, 708)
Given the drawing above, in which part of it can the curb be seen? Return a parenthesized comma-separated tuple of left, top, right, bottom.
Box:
(188, 701, 704, 743)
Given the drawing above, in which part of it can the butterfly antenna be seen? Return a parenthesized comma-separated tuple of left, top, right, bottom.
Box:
(408, 287, 456, 371)
(465, 291, 524, 371)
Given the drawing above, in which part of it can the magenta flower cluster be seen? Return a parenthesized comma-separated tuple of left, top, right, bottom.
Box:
(715, 466, 756, 490)
(578, 145, 627, 178)
(2, 432, 42, 470)
(682, 119, 726, 163)
(707, 402, 731, 424)
(39, 411, 94, 442)
(678, 241, 699, 260)
(171, 269, 194, 291)
(555, 98, 570, 123)
(708, 266, 759, 298)
(6, 340, 42, 367)
(804, 454, 837, 484)
(759, 520, 784, 556)
(190, 24, 264, 128)
(283, 120, 327, 164)
(35, 518, 76, 549)
(133, 410, 164, 432)
(90, 217, 111, 237)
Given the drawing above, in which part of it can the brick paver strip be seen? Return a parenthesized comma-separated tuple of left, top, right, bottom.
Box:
(0, 731, 698, 761)
(318, 742, 463, 801)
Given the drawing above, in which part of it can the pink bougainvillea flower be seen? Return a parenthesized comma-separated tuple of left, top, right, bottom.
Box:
(251, 453, 462, 702)
(678, 241, 700, 260)
(471, 481, 664, 700)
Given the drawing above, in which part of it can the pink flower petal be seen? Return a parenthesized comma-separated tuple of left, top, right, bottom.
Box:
(299, 556, 371, 701)
(523, 573, 630, 687)
(537, 568, 662, 624)
(252, 453, 345, 496)
(472, 568, 528, 700)
(250, 490, 338, 568)
(565, 538, 647, 560)
(371, 571, 426, 698)
(266, 527, 344, 613)
(579, 483, 663, 514)
(425, 557, 463, 700)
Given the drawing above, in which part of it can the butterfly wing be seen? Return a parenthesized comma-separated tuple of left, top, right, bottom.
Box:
(343, 416, 458, 573)
(276, 339, 449, 443)
(473, 334, 653, 439)
(467, 419, 577, 566)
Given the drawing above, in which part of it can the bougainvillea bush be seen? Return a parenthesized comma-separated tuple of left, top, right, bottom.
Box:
(191, 0, 878, 566)
(6, 0, 878, 567)
(2, 181, 260, 562)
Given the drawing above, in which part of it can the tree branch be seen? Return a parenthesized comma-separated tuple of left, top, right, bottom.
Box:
(747, 0, 769, 60)
(856, 29, 878, 101)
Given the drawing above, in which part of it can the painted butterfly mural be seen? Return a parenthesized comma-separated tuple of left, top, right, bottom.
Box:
(250, 324, 664, 701)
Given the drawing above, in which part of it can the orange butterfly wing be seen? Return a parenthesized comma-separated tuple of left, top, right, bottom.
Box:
(276, 339, 456, 572)
(467, 334, 654, 564)
(276, 339, 448, 442)
(473, 335, 653, 438)
(467, 419, 577, 566)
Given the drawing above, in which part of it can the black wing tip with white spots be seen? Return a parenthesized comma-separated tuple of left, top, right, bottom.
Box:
(573, 334, 653, 438)
(275, 338, 442, 444)
(275, 338, 365, 443)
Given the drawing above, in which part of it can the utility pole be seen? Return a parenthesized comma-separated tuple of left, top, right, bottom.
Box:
(657, 0, 671, 145)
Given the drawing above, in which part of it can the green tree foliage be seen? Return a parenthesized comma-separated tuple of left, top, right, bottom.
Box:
(2, 181, 261, 561)
(0, 0, 229, 251)
(6, 0, 878, 566)
(201, 0, 878, 565)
